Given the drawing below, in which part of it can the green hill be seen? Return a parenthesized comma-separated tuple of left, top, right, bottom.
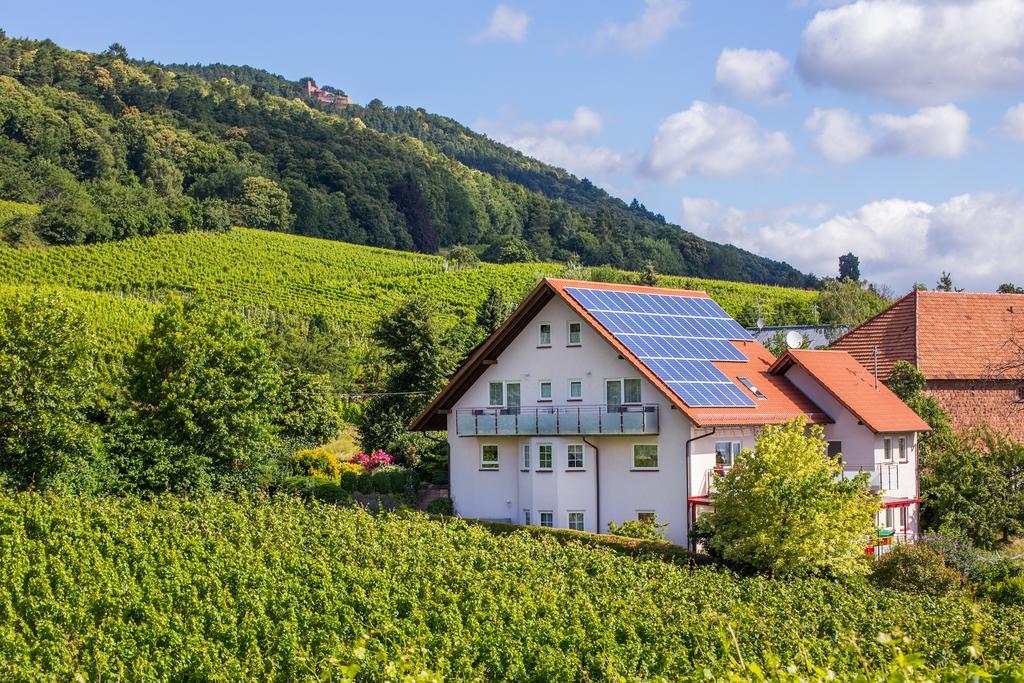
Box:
(0, 227, 818, 349)
(0, 32, 811, 286)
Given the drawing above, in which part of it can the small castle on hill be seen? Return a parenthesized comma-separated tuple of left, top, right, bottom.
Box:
(303, 79, 351, 108)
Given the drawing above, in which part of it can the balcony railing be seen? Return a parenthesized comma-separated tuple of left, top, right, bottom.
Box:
(839, 462, 901, 492)
(455, 404, 659, 436)
(867, 529, 914, 558)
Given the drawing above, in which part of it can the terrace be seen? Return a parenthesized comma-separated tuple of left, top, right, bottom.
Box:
(454, 404, 660, 436)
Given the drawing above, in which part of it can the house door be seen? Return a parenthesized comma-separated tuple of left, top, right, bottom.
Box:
(606, 380, 621, 412)
(505, 382, 521, 412)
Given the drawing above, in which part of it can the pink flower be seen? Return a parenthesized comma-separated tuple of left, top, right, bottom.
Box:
(353, 450, 393, 472)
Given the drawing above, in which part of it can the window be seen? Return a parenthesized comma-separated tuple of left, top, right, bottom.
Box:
(738, 376, 766, 400)
(883, 438, 893, 462)
(632, 444, 659, 470)
(568, 511, 585, 531)
(637, 511, 656, 523)
(606, 378, 642, 407)
(539, 511, 553, 528)
(884, 506, 894, 530)
(538, 322, 552, 347)
(827, 441, 843, 459)
(898, 506, 907, 531)
(523, 509, 531, 526)
(521, 444, 530, 470)
(567, 321, 582, 346)
(568, 379, 583, 401)
(567, 444, 585, 470)
(898, 437, 909, 463)
(539, 380, 552, 401)
(1017, 386, 1024, 403)
(537, 444, 553, 470)
(488, 382, 521, 408)
(480, 444, 499, 470)
(715, 441, 742, 468)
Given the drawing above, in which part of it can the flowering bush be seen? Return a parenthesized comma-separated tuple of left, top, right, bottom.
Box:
(352, 450, 393, 472)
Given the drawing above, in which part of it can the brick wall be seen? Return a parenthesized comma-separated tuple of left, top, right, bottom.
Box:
(926, 380, 1024, 441)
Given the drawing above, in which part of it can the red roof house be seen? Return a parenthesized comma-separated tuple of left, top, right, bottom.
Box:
(831, 290, 1024, 440)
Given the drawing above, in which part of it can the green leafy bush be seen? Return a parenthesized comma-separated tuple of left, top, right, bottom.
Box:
(607, 516, 668, 541)
(983, 575, 1024, 607)
(425, 496, 454, 516)
(870, 543, 965, 596)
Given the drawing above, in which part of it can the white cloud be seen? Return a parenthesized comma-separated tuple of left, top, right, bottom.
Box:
(681, 190, 1024, 290)
(475, 4, 531, 43)
(478, 107, 631, 181)
(593, 0, 687, 52)
(797, 0, 1024, 104)
(714, 48, 790, 105)
(641, 101, 793, 180)
(999, 103, 1024, 140)
(806, 104, 970, 163)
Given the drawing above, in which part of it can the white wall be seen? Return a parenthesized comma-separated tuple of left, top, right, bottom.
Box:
(447, 296, 694, 544)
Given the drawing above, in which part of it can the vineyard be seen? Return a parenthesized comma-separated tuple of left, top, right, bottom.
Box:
(0, 228, 818, 337)
(0, 492, 1020, 681)
(0, 199, 39, 223)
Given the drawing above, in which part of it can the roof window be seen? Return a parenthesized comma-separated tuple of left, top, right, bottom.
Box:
(738, 376, 766, 400)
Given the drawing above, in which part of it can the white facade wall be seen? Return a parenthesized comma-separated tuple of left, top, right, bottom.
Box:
(446, 297, 695, 545)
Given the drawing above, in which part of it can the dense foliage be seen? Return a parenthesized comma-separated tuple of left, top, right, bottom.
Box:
(0, 33, 810, 284)
(697, 419, 879, 577)
(1, 492, 1022, 681)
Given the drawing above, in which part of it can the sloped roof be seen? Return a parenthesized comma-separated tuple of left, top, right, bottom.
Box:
(410, 278, 830, 430)
(832, 290, 1024, 380)
(768, 349, 931, 433)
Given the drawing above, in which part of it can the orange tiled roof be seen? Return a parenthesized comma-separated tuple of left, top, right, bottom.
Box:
(768, 349, 932, 433)
(832, 290, 1024, 380)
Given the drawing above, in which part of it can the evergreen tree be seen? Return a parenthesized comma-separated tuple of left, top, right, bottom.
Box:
(838, 252, 860, 281)
(475, 286, 510, 334)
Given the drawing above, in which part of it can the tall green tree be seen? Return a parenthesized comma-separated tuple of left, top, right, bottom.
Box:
(475, 286, 511, 335)
(358, 295, 453, 461)
(0, 292, 104, 491)
(838, 252, 860, 281)
(696, 418, 878, 577)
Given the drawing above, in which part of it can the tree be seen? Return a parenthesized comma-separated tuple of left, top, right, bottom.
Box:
(997, 283, 1024, 294)
(358, 295, 454, 463)
(122, 297, 282, 488)
(816, 278, 890, 331)
(0, 292, 104, 491)
(475, 286, 511, 335)
(696, 418, 878, 577)
(936, 272, 962, 292)
(276, 368, 342, 447)
(638, 261, 658, 287)
(838, 252, 860, 281)
(920, 433, 1020, 548)
(446, 245, 479, 270)
(236, 176, 292, 230)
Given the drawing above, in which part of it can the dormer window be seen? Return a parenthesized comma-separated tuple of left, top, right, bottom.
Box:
(738, 376, 766, 400)
(538, 322, 552, 347)
(567, 321, 582, 346)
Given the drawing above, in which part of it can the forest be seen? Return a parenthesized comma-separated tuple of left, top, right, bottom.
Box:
(0, 32, 812, 285)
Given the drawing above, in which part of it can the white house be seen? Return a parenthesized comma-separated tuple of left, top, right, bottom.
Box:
(411, 278, 930, 552)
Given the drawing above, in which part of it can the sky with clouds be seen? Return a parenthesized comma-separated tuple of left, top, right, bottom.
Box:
(5, 0, 1024, 291)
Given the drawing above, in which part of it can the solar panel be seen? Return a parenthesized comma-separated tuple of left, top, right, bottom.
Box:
(566, 287, 755, 408)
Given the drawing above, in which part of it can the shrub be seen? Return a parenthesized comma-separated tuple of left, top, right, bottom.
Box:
(426, 497, 454, 516)
(290, 448, 342, 482)
(983, 575, 1024, 606)
(352, 449, 393, 472)
(607, 516, 668, 541)
(870, 543, 965, 596)
(699, 418, 878, 577)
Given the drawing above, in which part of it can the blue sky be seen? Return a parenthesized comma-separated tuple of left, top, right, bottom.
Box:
(5, 0, 1024, 291)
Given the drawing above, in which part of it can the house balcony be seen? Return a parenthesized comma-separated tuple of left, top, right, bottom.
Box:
(838, 462, 902, 492)
(454, 404, 659, 437)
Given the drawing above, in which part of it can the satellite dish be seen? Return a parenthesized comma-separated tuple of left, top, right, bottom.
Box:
(786, 330, 804, 349)
(756, 316, 765, 331)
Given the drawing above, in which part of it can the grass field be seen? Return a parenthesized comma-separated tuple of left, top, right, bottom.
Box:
(0, 228, 818, 338)
(0, 492, 1021, 681)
